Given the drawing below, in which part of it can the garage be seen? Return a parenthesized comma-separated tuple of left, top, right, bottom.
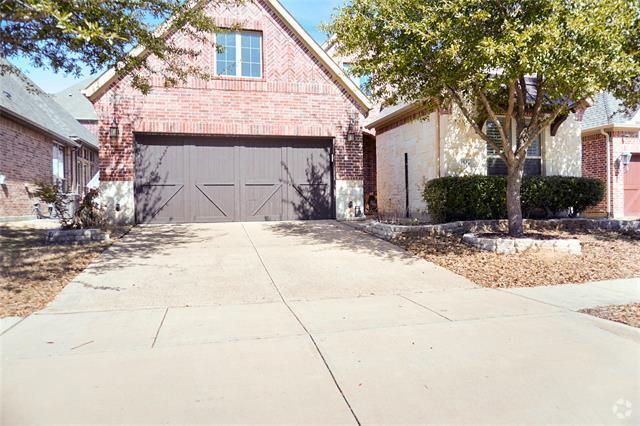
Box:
(624, 154, 640, 217)
(134, 135, 334, 223)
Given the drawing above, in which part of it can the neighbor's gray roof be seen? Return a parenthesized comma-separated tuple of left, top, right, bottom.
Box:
(0, 58, 98, 149)
(582, 92, 640, 130)
(53, 78, 98, 121)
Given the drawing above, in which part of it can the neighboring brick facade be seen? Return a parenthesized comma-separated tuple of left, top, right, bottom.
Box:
(581, 130, 640, 218)
(0, 116, 53, 217)
(94, 0, 366, 188)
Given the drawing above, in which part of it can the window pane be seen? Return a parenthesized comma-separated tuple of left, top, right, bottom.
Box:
(239, 31, 262, 77)
(216, 32, 237, 76)
(524, 159, 542, 176)
(487, 158, 508, 176)
(527, 135, 541, 157)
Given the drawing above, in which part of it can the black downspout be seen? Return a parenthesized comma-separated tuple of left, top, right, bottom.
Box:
(404, 153, 409, 218)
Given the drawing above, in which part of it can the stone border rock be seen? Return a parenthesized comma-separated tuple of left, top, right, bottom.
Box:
(46, 228, 110, 244)
(345, 218, 640, 241)
(462, 233, 582, 255)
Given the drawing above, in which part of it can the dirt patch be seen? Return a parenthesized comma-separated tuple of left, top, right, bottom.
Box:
(580, 304, 640, 328)
(393, 229, 640, 288)
(0, 221, 130, 317)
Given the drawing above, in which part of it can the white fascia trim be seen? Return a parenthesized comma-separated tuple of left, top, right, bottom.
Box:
(83, 0, 372, 111)
(581, 122, 640, 135)
(365, 103, 422, 130)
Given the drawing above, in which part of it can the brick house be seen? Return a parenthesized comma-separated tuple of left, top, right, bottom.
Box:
(83, 0, 371, 224)
(0, 59, 99, 220)
(365, 102, 583, 219)
(581, 92, 640, 218)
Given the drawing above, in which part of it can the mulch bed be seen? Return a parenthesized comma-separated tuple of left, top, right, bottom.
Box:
(580, 304, 640, 328)
(0, 222, 129, 317)
(393, 229, 640, 288)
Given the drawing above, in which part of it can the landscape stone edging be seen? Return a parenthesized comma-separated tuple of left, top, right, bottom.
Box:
(462, 233, 582, 255)
(46, 228, 110, 244)
(347, 218, 640, 241)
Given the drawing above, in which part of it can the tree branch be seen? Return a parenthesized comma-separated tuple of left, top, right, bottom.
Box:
(477, 89, 514, 163)
(445, 86, 508, 163)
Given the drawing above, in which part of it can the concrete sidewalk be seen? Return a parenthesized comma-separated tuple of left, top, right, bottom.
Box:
(2, 222, 639, 424)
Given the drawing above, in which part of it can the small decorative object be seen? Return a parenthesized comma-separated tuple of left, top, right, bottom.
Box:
(620, 152, 632, 169)
(355, 205, 362, 217)
(0, 173, 5, 185)
(109, 118, 119, 139)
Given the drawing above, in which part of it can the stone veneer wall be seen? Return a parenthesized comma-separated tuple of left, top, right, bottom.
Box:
(93, 0, 367, 223)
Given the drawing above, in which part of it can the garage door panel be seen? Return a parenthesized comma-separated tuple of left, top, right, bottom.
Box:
(286, 143, 332, 220)
(191, 143, 237, 221)
(241, 143, 285, 221)
(135, 136, 333, 223)
(194, 184, 235, 222)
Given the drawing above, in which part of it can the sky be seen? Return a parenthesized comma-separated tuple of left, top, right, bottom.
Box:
(10, 0, 344, 93)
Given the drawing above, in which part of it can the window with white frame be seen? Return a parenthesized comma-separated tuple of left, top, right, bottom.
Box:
(52, 144, 65, 182)
(215, 31, 262, 78)
(486, 118, 542, 176)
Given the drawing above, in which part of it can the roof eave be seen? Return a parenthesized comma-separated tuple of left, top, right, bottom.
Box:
(1, 106, 80, 148)
(581, 122, 640, 135)
(365, 103, 423, 130)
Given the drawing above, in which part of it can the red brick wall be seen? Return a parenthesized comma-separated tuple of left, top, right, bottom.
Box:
(363, 134, 377, 197)
(0, 116, 53, 217)
(582, 130, 640, 217)
(581, 133, 608, 215)
(94, 0, 366, 183)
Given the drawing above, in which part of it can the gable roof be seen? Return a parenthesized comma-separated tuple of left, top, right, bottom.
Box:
(0, 59, 98, 149)
(582, 92, 640, 131)
(53, 78, 98, 121)
(83, 0, 372, 111)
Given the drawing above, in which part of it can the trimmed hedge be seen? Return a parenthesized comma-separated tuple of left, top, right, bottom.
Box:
(423, 175, 605, 223)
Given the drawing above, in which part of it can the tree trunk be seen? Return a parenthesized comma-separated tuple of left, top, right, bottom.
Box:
(506, 162, 526, 237)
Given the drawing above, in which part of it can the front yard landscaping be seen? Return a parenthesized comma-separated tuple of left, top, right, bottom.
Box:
(580, 304, 640, 328)
(0, 221, 128, 317)
(393, 229, 640, 288)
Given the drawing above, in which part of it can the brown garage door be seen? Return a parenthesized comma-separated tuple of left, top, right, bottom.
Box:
(624, 154, 640, 216)
(135, 135, 333, 223)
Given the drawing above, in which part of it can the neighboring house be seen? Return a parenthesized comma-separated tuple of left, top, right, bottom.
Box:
(83, 0, 371, 224)
(0, 59, 99, 220)
(53, 78, 100, 136)
(365, 102, 583, 219)
(581, 92, 640, 218)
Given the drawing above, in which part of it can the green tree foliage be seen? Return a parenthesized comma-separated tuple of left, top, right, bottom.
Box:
(326, 0, 639, 235)
(1, 0, 241, 92)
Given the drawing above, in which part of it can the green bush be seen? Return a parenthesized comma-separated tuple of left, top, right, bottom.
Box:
(423, 175, 604, 223)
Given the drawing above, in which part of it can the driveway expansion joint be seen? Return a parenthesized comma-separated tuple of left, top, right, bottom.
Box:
(241, 224, 362, 426)
(151, 308, 169, 348)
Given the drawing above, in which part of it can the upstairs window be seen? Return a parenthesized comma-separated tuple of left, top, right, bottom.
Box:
(486, 119, 542, 176)
(215, 31, 262, 78)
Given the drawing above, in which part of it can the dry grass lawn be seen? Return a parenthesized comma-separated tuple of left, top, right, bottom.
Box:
(0, 221, 128, 317)
(393, 229, 640, 288)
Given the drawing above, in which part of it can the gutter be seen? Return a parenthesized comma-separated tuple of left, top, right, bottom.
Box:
(600, 129, 612, 217)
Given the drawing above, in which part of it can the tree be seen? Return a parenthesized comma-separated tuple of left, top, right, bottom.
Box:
(326, 0, 640, 236)
(0, 0, 240, 93)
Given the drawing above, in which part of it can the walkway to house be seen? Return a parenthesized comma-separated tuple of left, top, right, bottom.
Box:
(1, 222, 638, 424)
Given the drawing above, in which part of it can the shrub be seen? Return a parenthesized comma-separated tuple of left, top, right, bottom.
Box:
(33, 182, 105, 229)
(423, 175, 604, 223)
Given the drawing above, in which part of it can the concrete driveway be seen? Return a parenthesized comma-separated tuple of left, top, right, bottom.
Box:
(1, 221, 639, 424)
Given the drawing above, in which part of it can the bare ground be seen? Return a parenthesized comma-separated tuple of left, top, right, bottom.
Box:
(580, 304, 640, 328)
(0, 221, 129, 317)
(393, 229, 640, 288)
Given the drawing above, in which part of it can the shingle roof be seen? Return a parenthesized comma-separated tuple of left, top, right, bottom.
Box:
(582, 92, 640, 130)
(53, 78, 98, 121)
(0, 59, 98, 149)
